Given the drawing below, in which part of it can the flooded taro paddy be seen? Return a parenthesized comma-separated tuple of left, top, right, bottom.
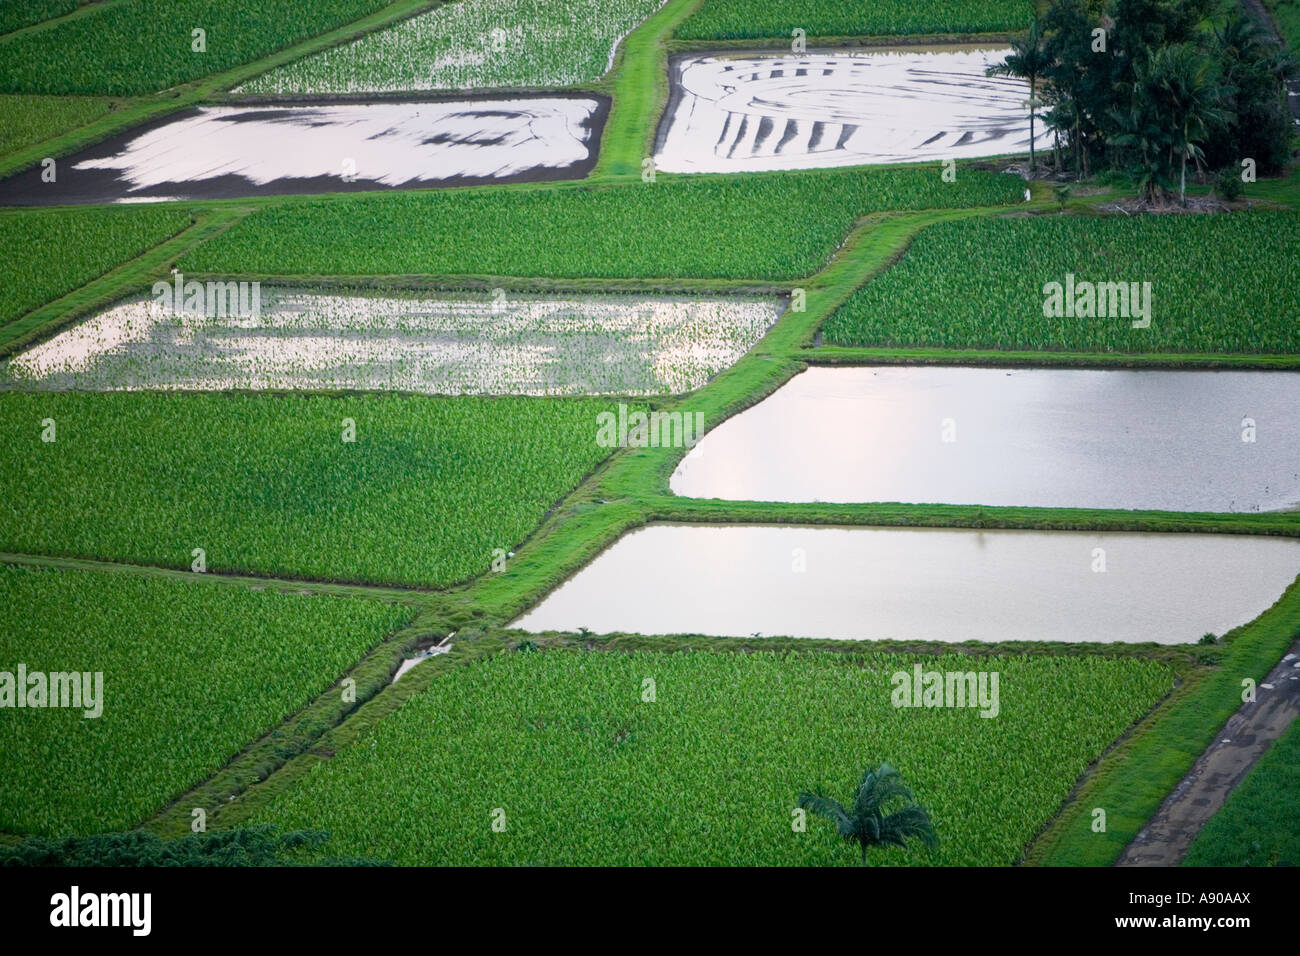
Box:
(513, 525, 1300, 644)
(0, 95, 607, 204)
(1, 288, 780, 395)
(654, 46, 1051, 173)
(671, 366, 1300, 512)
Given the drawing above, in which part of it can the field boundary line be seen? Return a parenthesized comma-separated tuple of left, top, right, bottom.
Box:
(0, 0, 127, 43)
(0, 551, 437, 602)
(666, 32, 1025, 54)
(177, 271, 796, 296)
(808, 347, 1300, 370)
(0, 206, 251, 358)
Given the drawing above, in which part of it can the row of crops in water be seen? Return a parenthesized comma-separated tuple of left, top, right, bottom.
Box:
(241, 0, 665, 94)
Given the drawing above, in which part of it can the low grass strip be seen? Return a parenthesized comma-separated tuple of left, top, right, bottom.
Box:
(1027, 575, 1300, 865)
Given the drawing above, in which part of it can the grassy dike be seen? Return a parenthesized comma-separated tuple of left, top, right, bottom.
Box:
(1029, 576, 1300, 865)
(593, 0, 703, 180)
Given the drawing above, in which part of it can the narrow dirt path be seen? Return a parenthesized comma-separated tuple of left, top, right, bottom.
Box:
(1116, 637, 1300, 866)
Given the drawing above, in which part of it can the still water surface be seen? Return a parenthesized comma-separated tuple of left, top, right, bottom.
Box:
(655, 46, 1049, 173)
(671, 367, 1300, 512)
(513, 525, 1300, 643)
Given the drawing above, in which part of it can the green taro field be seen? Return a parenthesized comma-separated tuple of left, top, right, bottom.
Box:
(0, 563, 414, 835)
(256, 649, 1173, 866)
(0, 206, 192, 327)
(179, 167, 1022, 280)
(0, 0, 395, 95)
(676, 0, 1035, 41)
(0, 1, 82, 38)
(0, 392, 623, 587)
(0, 0, 1296, 880)
(0, 94, 116, 157)
(821, 211, 1300, 353)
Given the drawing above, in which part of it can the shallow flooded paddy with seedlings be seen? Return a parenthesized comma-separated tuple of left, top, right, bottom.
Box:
(238, 0, 667, 94)
(2, 289, 781, 395)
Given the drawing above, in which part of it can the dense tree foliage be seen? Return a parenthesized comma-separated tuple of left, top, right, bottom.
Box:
(998, 0, 1295, 201)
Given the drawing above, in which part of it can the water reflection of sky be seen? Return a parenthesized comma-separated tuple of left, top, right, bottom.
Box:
(657, 47, 1054, 173)
(672, 366, 1300, 513)
(71, 98, 599, 197)
(515, 525, 1300, 643)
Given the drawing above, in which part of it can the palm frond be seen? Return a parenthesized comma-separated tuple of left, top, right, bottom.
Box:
(797, 792, 854, 838)
(879, 803, 940, 852)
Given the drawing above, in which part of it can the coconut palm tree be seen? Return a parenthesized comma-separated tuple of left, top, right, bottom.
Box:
(1116, 44, 1233, 205)
(987, 20, 1052, 172)
(798, 763, 938, 866)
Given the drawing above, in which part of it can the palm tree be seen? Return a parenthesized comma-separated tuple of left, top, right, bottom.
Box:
(798, 763, 938, 866)
(987, 20, 1052, 173)
(1139, 44, 1233, 204)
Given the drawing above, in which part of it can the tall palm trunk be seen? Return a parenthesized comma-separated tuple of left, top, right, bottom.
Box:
(1073, 119, 1082, 180)
(1028, 79, 1037, 172)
